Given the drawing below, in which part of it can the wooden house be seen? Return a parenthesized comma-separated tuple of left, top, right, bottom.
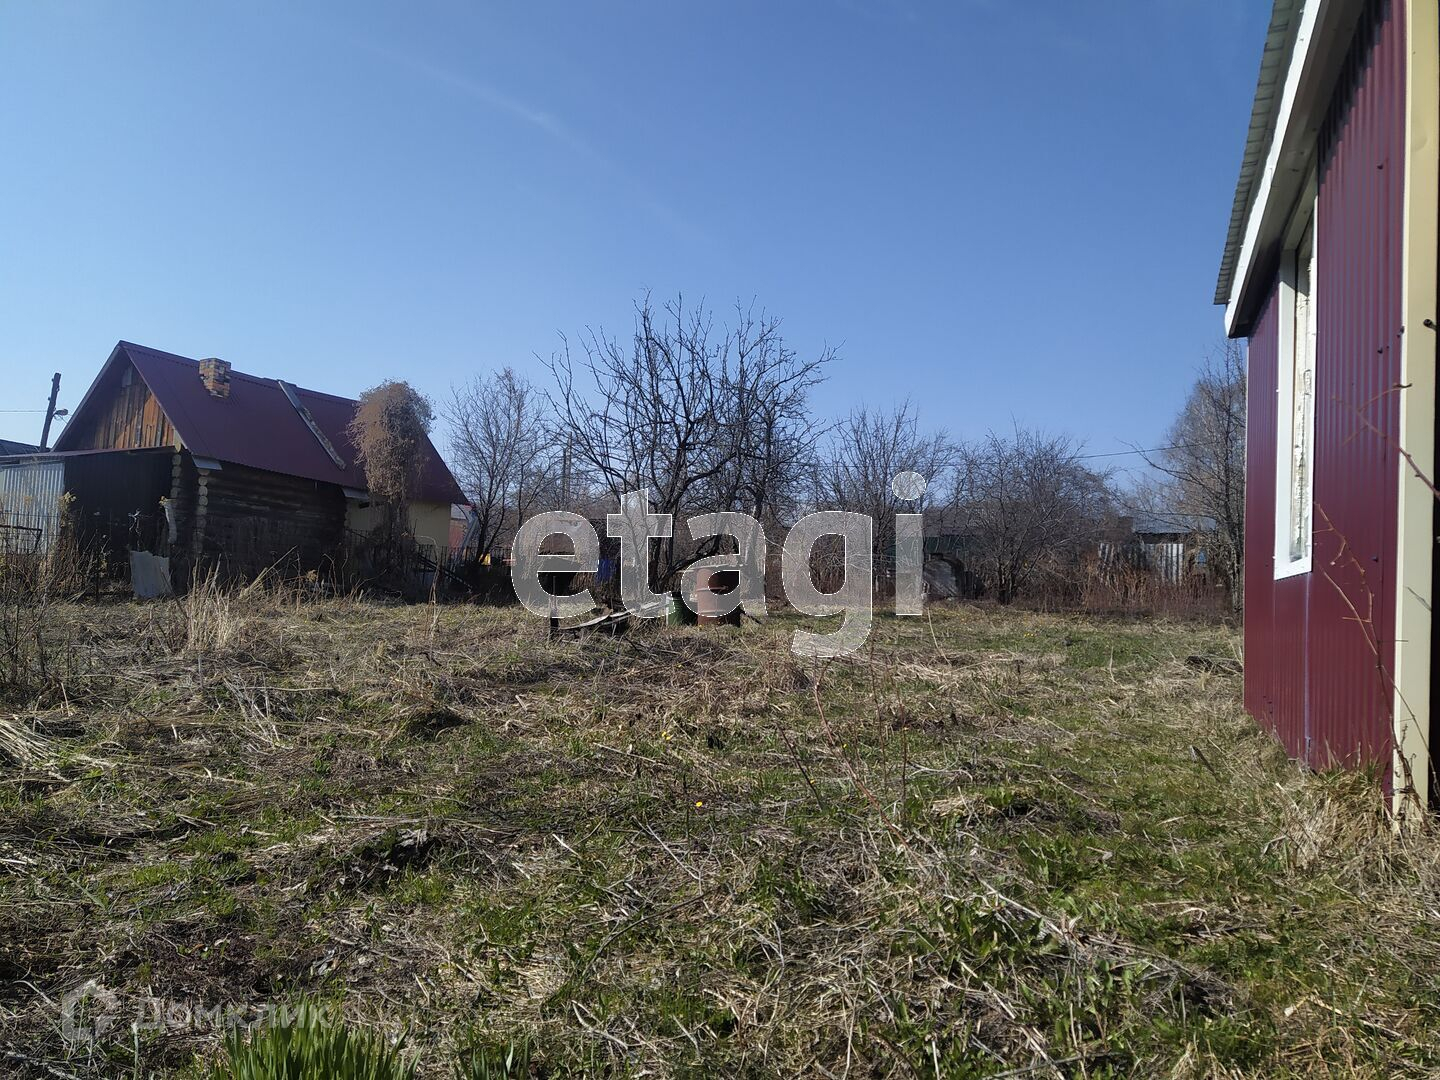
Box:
(0, 341, 462, 583)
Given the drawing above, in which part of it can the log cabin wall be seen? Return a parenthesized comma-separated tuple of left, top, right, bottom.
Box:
(64, 359, 179, 451)
(166, 452, 200, 579)
(192, 461, 346, 578)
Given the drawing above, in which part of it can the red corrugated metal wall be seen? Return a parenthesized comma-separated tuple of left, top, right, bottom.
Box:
(1244, 0, 1406, 783)
(1244, 293, 1289, 752)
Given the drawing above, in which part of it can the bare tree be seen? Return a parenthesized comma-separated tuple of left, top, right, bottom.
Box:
(955, 427, 1112, 603)
(812, 401, 956, 563)
(348, 380, 435, 546)
(446, 368, 559, 560)
(699, 305, 831, 532)
(547, 295, 832, 583)
(1141, 342, 1246, 607)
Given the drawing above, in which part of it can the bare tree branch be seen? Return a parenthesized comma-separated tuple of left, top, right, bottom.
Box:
(446, 368, 560, 560)
(545, 295, 832, 585)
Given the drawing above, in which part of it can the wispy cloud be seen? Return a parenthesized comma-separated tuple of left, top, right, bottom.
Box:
(311, 17, 708, 247)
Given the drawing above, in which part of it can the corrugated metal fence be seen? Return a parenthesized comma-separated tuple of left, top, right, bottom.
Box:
(1098, 540, 1190, 584)
(0, 458, 65, 556)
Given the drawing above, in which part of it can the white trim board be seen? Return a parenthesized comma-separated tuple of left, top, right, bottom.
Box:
(1222, 0, 1368, 338)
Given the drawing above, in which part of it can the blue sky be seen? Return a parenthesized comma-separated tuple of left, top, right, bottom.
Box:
(0, 1, 1267, 472)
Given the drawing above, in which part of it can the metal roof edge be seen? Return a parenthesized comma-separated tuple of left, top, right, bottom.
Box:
(51, 342, 129, 452)
(276, 379, 349, 471)
(1215, 0, 1306, 308)
(1216, 0, 1372, 335)
(0, 446, 175, 465)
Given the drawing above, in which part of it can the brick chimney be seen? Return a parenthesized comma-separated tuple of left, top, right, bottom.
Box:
(198, 357, 232, 398)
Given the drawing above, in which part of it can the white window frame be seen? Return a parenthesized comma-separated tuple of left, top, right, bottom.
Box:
(1274, 178, 1318, 580)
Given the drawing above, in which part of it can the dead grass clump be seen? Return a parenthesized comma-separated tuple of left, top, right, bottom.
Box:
(397, 706, 468, 741)
(0, 715, 49, 767)
(335, 827, 441, 890)
(1276, 766, 1440, 905)
(171, 569, 262, 655)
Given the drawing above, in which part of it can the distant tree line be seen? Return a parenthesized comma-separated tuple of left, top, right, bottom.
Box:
(436, 295, 1243, 607)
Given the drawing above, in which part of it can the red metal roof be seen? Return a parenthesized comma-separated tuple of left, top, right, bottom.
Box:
(57, 342, 463, 506)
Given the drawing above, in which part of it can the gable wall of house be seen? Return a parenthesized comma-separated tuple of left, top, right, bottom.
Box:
(64, 359, 180, 451)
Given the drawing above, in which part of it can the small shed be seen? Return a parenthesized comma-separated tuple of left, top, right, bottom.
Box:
(1100, 514, 1215, 585)
(918, 512, 984, 600)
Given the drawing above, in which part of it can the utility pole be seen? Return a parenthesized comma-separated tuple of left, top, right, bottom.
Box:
(562, 441, 571, 508)
(39, 373, 61, 451)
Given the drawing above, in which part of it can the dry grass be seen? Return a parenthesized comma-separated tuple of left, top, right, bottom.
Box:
(0, 591, 1436, 1078)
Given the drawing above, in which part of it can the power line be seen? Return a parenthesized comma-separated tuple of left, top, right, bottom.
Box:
(1078, 444, 1194, 461)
